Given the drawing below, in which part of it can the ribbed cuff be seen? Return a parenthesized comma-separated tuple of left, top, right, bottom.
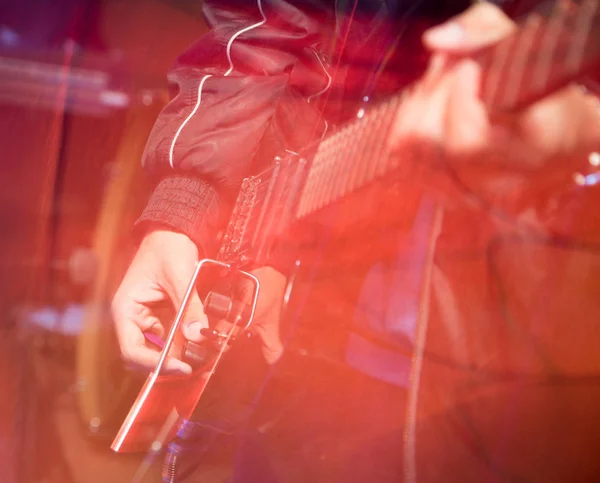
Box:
(135, 176, 222, 255)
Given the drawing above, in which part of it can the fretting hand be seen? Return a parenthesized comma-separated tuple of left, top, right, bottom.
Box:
(390, 2, 600, 171)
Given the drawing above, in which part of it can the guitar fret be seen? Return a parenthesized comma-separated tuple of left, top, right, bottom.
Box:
(331, 123, 358, 200)
(322, 154, 340, 207)
(333, 127, 358, 199)
(311, 147, 330, 212)
(374, 139, 390, 178)
(342, 110, 376, 198)
(334, 125, 359, 201)
(296, 96, 396, 218)
(277, 158, 307, 234)
(566, 0, 598, 73)
(352, 114, 380, 193)
(346, 103, 385, 194)
(361, 116, 385, 184)
(326, 133, 347, 206)
(344, 138, 364, 195)
(502, 14, 543, 109)
(298, 164, 318, 216)
(296, 161, 312, 216)
(301, 149, 326, 216)
(315, 138, 340, 211)
(251, 162, 281, 247)
(331, 120, 363, 202)
(351, 147, 368, 193)
(310, 159, 327, 214)
(360, 105, 383, 183)
(331, 113, 367, 205)
(533, 1, 566, 92)
(482, 33, 515, 110)
(374, 97, 399, 177)
(311, 149, 331, 213)
(365, 98, 395, 182)
(296, 0, 600, 223)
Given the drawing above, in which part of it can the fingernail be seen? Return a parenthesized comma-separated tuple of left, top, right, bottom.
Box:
(184, 321, 203, 340)
(425, 22, 464, 45)
(166, 358, 192, 376)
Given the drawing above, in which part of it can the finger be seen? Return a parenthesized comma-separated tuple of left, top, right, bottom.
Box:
(116, 313, 193, 375)
(390, 69, 450, 147)
(112, 285, 177, 371)
(444, 59, 492, 159)
(420, 53, 448, 92)
(182, 291, 209, 340)
(124, 343, 193, 376)
(164, 263, 210, 344)
(112, 291, 153, 357)
(251, 306, 284, 365)
(423, 3, 515, 53)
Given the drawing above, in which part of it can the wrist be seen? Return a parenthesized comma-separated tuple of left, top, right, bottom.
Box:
(139, 228, 199, 260)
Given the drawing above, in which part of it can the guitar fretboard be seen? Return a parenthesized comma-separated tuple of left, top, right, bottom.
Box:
(480, 0, 600, 112)
(296, 95, 402, 218)
(295, 0, 600, 221)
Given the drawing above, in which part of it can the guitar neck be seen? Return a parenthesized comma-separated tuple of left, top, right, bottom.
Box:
(296, 94, 402, 219)
(480, 0, 600, 113)
(295, 0, 600, 221)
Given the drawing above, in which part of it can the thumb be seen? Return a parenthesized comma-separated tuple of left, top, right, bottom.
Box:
(165, 262, 209, 344)
(180, 292, 209, 343)
(423, 3, 515, 53)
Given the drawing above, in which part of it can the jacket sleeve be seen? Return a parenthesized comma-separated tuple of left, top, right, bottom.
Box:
(136, 0, 336, 255)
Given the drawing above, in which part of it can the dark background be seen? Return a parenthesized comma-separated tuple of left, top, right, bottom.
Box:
(0, 2, 208, 481)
